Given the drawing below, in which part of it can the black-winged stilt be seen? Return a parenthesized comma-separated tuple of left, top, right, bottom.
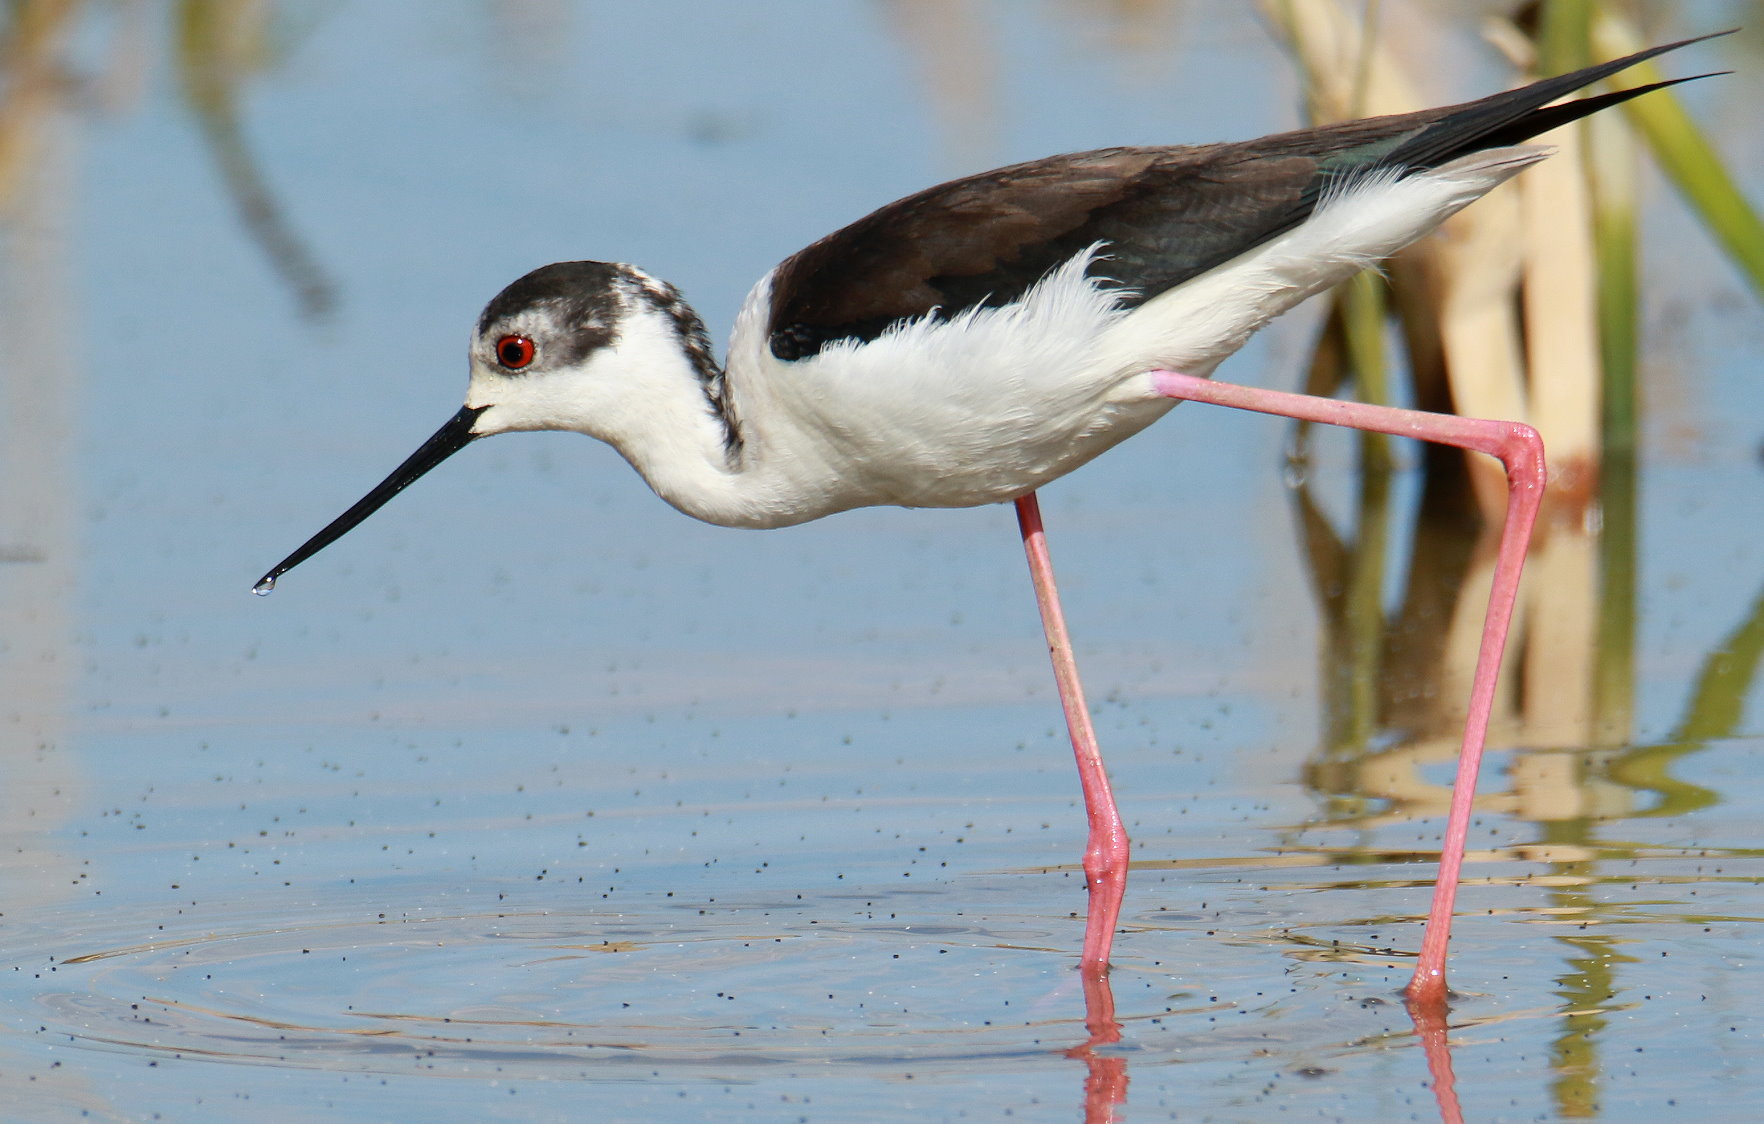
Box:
(256, 34, 1723, 1005)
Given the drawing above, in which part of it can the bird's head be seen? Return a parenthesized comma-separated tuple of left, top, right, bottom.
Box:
(254, 260, 691, 593)
(462, 260, 642, 440)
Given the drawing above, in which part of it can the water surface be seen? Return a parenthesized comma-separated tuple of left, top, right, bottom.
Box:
(2, 3, 1762, 1121)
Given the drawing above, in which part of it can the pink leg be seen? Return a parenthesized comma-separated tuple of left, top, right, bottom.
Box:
(1150, 370, 1543, 1008)
(1015, 492, 1130, 973)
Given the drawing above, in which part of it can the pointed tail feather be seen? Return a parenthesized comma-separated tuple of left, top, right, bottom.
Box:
(1388, 29, 1736, 172)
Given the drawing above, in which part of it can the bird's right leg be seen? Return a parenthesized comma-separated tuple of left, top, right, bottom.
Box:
(1015, 491, 1130, 974)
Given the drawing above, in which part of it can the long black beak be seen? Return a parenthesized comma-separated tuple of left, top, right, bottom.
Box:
(253, 404, 488, 594)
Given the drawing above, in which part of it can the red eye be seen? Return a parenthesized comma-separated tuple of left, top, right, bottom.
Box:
(496, 335, 536, 369)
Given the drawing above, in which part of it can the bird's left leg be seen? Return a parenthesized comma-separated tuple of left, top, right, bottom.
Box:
(1149, 369, 1544, 1009)
(1015, 492, 1130, 974)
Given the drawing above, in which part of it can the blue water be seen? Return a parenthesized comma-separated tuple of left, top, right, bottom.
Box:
(2, 3, 1762, 1121)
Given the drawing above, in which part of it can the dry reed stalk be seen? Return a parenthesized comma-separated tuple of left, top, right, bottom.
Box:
(1263, 0, 1548, 517)
(1519, 122, 1602, 500)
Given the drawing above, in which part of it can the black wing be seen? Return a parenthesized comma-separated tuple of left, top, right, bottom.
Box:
(766, 32, 1725, 361)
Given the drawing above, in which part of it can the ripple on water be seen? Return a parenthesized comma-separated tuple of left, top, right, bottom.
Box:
(8, 868, 1456, 1084)
(15, 898, 1112, 1080)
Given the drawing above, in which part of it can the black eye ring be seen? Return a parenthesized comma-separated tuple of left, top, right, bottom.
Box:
(496, 335, 536, 370)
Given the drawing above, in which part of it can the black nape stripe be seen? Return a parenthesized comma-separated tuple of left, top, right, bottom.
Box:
(619, 270, 744, 460)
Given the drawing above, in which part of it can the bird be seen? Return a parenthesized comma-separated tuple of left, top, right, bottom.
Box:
(256, 34, 1723, 1006)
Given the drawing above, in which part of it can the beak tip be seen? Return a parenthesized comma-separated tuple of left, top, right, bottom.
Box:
(255, 404, 484, 600)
